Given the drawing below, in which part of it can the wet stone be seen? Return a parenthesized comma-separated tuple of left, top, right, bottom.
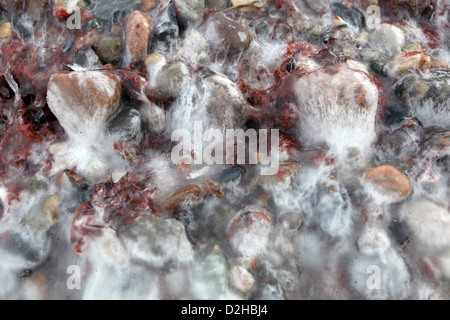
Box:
(151, 0, 179, 53)
(125, 10, 152, 67)
(0, 21, 12, 42)
(155, 61, 191, 98)
(364, 165, 412, 203)
(164, 184, 203, 212)
(107, 107, 145, 145)
(94, 37, 123, 64)
(47, 71, 122, 140)
(220, 165, 246, 184)
(201, 14, 251, 57)
(175, 0, 205, 31)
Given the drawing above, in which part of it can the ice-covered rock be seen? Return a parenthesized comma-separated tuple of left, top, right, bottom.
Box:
(368, 23, 406, 58)
(294, 60, 379, 158)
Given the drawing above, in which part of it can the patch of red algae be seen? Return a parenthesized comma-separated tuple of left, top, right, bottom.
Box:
(71, 173, 158, 253)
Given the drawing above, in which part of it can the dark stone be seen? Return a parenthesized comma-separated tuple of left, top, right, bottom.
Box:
(150, 0, 179, 52)
(94, 37, 123, 64)
(385, 104, 410, 126)
(330, 2, 365, 31)
(388, 219, 410, 246)
(249, 19, 269, 38)
(219, 165, 246, 184)
(107, 107, 145, 145)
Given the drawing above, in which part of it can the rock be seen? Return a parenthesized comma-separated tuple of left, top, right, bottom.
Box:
(201, 14, 251, 57)
(47, 71, 122, 141)
(163, 184, 203, 212)
(189, 248, 229, 299)
(175, 0, 204, 30)
(304, 0, 333, 13)
(94, 37, 123, 64)
(386, 43, 431, 78)
(144, 53, 167, 69)
(199, 73, 248, 128)
(0, 22, 12, 43)
(139, 100, 167, 134)
(219, 165, 246, 184)
(140, 0, 156, 11)
(330, 2, 366, 32)
(178, 29, 211, 69)
(431, 57, 449, 70)
(348, 226, 411, 299)
(358, 0, 379, 11)
(205, 0, 229, 11)
(394, 70, 450, 128)
(294, 60, 379, 156)
(125, 10, 152, 67)
(119, 215, 195, 269)
(257, 162, 300, 185)
(421, 130, 450, 158)
(155, 62, 191, 98)
(151, 0, 179, 53)
(368, 23, 405, 58)
(381, 0, 431, 19)
(364, 165, 412, 203)
(227, 206, 272, 258)
(400, 198, 450, 252)
(106, 107, 145, 145)
(229, 265, 254, 293)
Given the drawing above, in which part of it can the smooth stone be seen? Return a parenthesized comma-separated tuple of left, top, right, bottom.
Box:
(94, 37, 123, 64)
(155, 62, 191, 98)
(163, 184, 203, 211)
(175, 0, 205, 30)
(47, 71, 122, 140)
(125, 10, 152, 67)
(0, 22, 12, 42)
(368, 23, 405, 58)
(364, 165, 412, 203)
(229, 265, 254, 293)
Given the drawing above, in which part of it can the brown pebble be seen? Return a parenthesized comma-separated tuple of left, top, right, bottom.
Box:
(164, 185, 203, 211)
(125, 10, 152, 67)
(365, 165, 412, 200)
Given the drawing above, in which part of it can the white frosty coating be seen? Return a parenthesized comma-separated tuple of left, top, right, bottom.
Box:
(47, 71, 121, 142)
(368, 23, 406, 58)
(229, 265, 255, 293)
(407, 97, 450, 129)
(227, 206, 272, 258)
(47, 71, 128, 181)
(400, 198, 450, 252)
(294, 60, 379, 160)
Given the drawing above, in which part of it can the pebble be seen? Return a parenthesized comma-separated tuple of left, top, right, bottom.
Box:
(294, 60, 379, 155)
(0, 22, 12, 42)
(394, 69, 450, 127)
(175, 0, 205, 30)
(386, 43, 431, 78)
(304, 0, 333, 13)
(47, 71, 122, 140)
(144, 53, 167, 69)
(229, 265, 255, 293)
(155, 61, 191, 99)
(94, 37, 123, 64)
(364, 165, 412, 203)
(163, 184, 203, 212)
(368, 23, 405, 58)
(201, 14, 251, 57)
(125, 10, 152, 67)
(140, 0, 157, 11)
(227, 206, 272, 258)
(205, 0, 229, 11)
(200, 74, 248, 128)
(119, 215, 195, 269)
(151, 0, 179, 53)
(106, 107, 145, 145)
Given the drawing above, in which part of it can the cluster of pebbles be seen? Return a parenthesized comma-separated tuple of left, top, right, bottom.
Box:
(0, 0, 450, 300)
